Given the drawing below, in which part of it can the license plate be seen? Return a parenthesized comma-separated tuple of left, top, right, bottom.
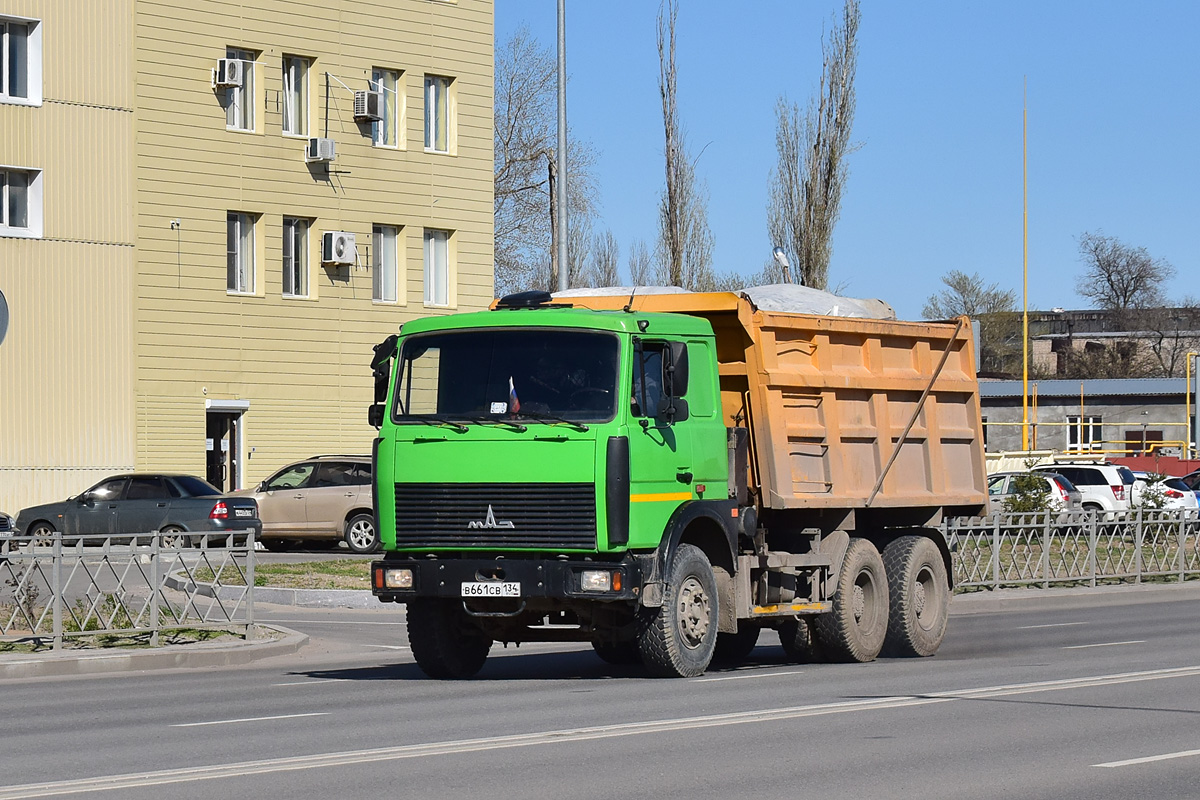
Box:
(234, 508, 253, 518)
(461, 581, 520, 598)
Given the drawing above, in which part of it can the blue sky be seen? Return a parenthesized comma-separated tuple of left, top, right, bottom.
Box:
(495, 1, 1199, 320)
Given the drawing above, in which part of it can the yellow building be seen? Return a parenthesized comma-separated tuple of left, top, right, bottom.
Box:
(0, 0, 495, 512)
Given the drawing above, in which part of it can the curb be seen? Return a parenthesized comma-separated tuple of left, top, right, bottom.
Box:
(0, 624, 309, 680)
(164, 573, 378, 609)
(950, 579, 1200, 615)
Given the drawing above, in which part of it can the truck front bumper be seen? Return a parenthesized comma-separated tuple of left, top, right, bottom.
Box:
(370, 554, 646, 604)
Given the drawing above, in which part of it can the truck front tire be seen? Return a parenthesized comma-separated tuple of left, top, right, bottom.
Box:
(882, 535, 949, 657)
(637, 544, 718, 677)
(407, 599, 492, 679)
(815, 537, 889, 663)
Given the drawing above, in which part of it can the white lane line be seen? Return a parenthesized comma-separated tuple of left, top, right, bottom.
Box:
(695, 670, 805, 683)
(1095, 748, 1200, 768)
(258, 619, 406, 626)
(1063, 641, 1145, 650)
(362, 644, 410, 650)
(1018, 622, 1089, 629)
(5, 665, 1200, 799)
(171, 712, 330, 728)
(272, 679, 350, 687)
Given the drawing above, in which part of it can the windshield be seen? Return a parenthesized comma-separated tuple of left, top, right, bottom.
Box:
(392, 328, 619, 424)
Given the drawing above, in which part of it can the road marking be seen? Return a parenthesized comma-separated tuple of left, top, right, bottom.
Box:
(258, 619, 407, 626)
(1018, 622, 1089, 629)
(170, 712, 330, 728)
(1063, 641, 1145, 650)
(4, 665, 1200, 799)
(272, 679, 350, 687)
(362, 644, 410, 650)
(1094, 748, 1200, 768)
(695, 670, 805, 683)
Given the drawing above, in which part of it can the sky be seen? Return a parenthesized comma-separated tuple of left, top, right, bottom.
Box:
(494, 0, 1199, 320)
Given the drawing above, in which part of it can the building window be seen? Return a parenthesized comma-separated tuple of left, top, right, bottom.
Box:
(423, 228, 450, 306)
(373, 224, 400, 303)
(281, 56, 309, 136)
(1067, 415, 1102, 453)
(227, 212, 256, 294)
(424, 75, 452, 153)
(282, 217, 309, 297)
(1, 16, 41, 105)
(371, 68, 401, 148)
(0, 166, 42, 238)
(224, 48, 256, 131)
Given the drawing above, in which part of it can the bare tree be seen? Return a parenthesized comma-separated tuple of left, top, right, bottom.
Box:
(628, 239, 652, 285)
(766, 0, 860, 290)
(494, 26, 598, 295)
(1077, 231, 1176, 317)
(585, 230, 621, 287)
(922, 270, 1017, 318)
(1142, 301, 1200, 378)
(656, 0, 715, 291)
(566, 215, 594, 289)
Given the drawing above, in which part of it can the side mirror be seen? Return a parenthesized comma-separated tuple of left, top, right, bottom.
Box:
(368, 403, 385, 429)
(657, 396, 689, 424)
(666, 341, 689, 397)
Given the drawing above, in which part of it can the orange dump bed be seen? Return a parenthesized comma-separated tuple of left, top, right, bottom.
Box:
(565, 291, 987, 516)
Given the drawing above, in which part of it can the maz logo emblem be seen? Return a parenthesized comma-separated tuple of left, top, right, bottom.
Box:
(468, 504, 515, 529)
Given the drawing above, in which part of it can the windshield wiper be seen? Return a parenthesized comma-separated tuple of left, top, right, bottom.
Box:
(417, 417, 469, 433)
(514, 410, 589, 432)
(470, 417, 528, 432)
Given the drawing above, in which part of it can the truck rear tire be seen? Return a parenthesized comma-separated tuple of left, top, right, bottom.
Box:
(814, 537, 889, 663)
(882, 535, 949, 657)
(713, 622, 760, 664)
(777, 617, 822, 663)
(407, 599, 492, 679)
(636, 544, 718, 677)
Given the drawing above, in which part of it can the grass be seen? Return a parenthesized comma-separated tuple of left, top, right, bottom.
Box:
(0, 626, 264, 653)
(191, 559, 370, 590)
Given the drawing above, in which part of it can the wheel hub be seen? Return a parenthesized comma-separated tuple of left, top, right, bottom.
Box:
(676, 576, 711, 649)
(852, 583, 866, 621)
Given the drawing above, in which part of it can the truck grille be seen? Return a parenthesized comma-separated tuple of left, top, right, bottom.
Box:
(393, 483, 597, 550)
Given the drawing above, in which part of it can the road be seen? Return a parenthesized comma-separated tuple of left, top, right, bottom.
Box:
(2, 584, 1199, 799)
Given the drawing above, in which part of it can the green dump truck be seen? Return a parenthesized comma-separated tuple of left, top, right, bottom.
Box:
(369, 289, 987, 678)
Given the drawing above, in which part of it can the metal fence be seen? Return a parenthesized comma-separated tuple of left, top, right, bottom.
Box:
(945, 509, 1200, 590)
(0, 532, 256, 650)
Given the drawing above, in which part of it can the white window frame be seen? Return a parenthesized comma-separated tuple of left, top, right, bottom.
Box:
(423, 228, 451, 307)
(371, 68, 402, 148)
(373, 224, 401, 304)
(225, 48, 256, 132)
(424, 75, 452, 153)
(227, 212, 256, 294)
(282, 217, 309, 298)
(0, 165, 43, 238)
(0, 15, 42, 106)
(1067, 415, 1102, 453)
(281, 55, 309, 137)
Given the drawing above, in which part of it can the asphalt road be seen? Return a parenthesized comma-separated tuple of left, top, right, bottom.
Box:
(2, 584, 1199, 800)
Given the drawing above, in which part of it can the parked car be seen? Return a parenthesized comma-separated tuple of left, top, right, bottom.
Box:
(987, 471, 1082, 513)
(14, 474, 260, 547)
(1181, 470, 1200, 502)
(0, 511, 14, 537)
(1130, 472, 1200, 512)
(1032, 461, 1136, 513)
(235, 455, 377, 553)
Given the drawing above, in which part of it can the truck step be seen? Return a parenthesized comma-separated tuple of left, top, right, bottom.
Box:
(748, 601, 832, 618)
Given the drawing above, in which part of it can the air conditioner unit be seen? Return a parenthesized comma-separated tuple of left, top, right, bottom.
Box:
(322, 231, 356, 266)
(305, 137, 336, 163)
(354, 90, 384, 122)
(214, 58, 244, 88)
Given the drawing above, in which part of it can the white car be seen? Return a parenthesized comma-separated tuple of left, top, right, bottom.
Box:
(1130, 472, 1200, 512)
(1032, 462, 1137, 513)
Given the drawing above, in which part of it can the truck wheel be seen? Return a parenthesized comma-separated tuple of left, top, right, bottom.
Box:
(713, 622, 760, 664)
(344, 513, 380, 554)
(407, 599, 492, 679)
(814, 538, 889, 663)
(591, 641, 642, 665)
(777, 617, 823, 663)
(882, 535, 949, 657)
(636, 544, 718, 677)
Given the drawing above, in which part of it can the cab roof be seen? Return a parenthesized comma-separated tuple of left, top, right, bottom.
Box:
(400, 305, 715, 338)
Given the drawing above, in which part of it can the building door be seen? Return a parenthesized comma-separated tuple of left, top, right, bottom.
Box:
(206, 411, 242, 491)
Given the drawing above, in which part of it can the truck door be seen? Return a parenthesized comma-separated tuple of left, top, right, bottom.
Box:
(627, 339, 695, 548)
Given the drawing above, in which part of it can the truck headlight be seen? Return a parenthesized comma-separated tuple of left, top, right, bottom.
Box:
(385, 568, 413, 589)
(581, 570, 612, 592)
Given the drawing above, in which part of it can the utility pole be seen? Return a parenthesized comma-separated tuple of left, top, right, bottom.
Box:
(555, 0, 569, 292)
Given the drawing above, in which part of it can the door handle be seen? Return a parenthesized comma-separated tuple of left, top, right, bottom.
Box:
(157, 503, 167, 508)
(676, 471, 693, 484)
(294, 494, 305, 499)
(345, 492, 355, 497)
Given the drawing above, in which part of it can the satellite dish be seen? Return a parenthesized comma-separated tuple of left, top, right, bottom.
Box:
(0, 290, 8, 347)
